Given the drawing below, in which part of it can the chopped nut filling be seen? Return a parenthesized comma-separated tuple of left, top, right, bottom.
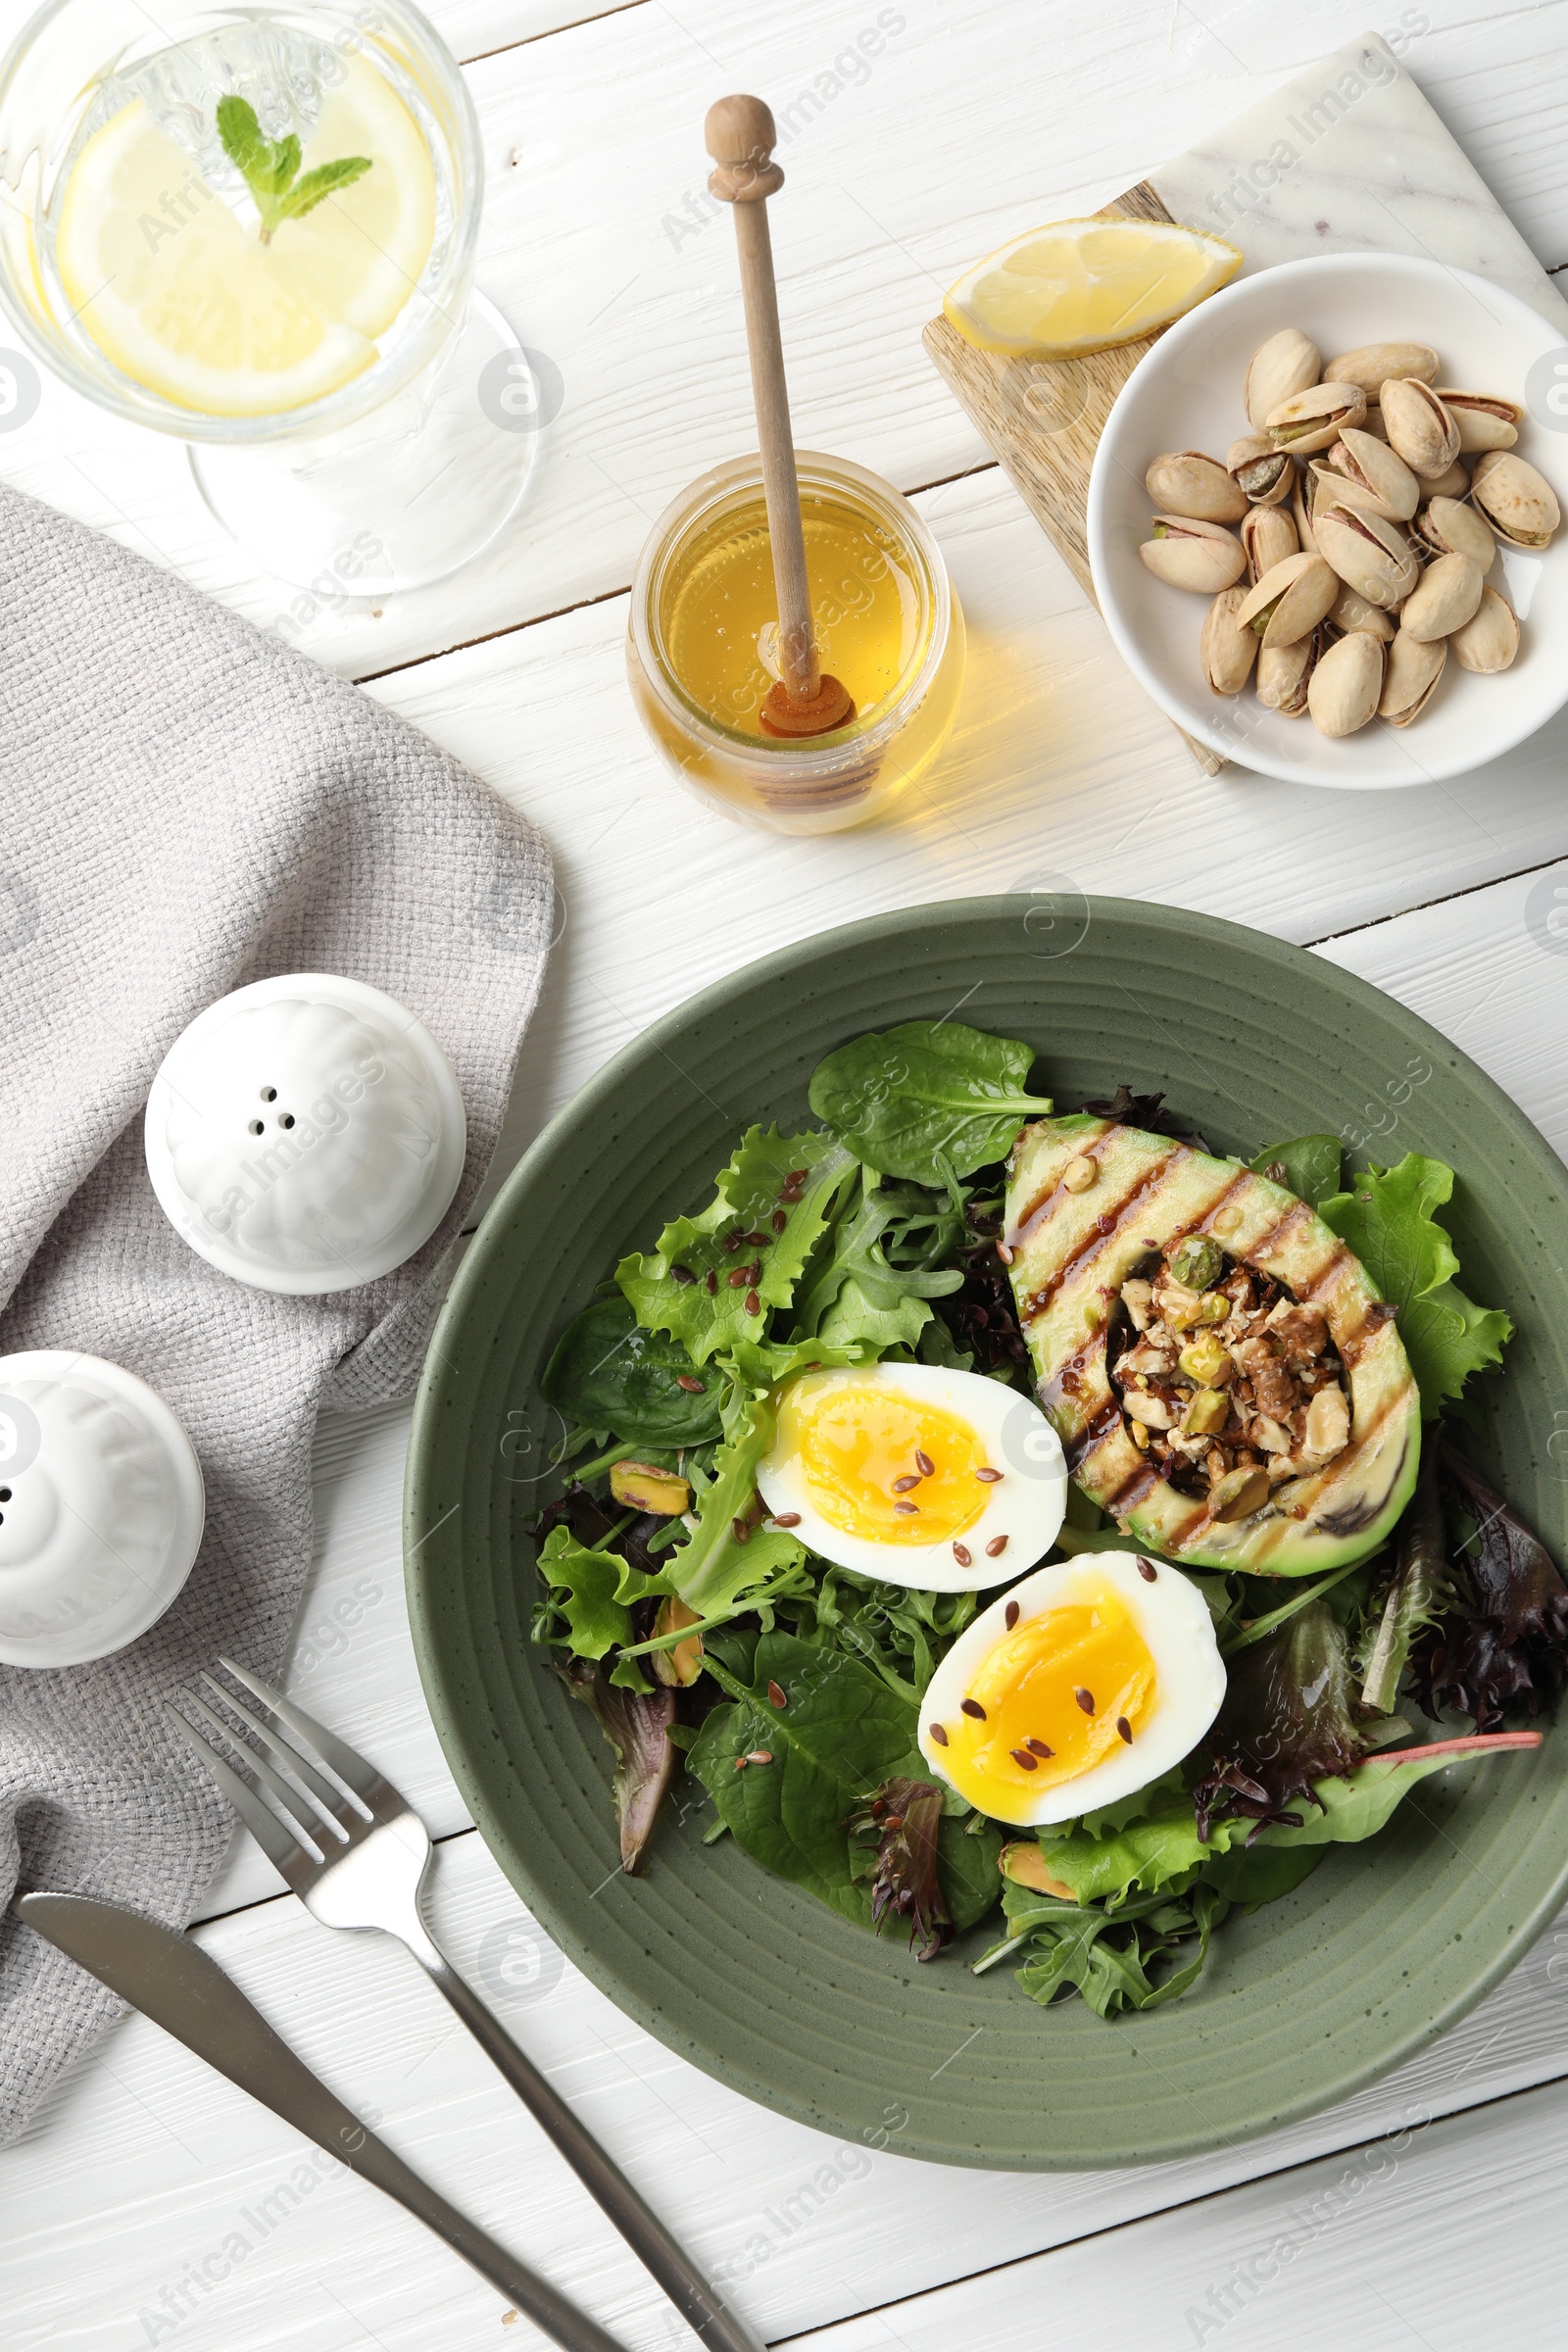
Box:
(1107, 1239, 1351, 1506)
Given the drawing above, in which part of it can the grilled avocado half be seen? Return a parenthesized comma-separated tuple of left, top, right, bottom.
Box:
(1004, 1115, 1420, 1574)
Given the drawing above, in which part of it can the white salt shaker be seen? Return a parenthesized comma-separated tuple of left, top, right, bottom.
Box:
(144, 973, 466, 1296)
(0, 1352, 206, 1668)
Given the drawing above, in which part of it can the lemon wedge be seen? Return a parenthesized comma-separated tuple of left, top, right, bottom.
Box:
(56, 56, 436, 418)
(943, 218, 1242, 360)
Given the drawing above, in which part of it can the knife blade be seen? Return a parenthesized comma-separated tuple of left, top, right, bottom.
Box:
(19, 1892, 633, 2352)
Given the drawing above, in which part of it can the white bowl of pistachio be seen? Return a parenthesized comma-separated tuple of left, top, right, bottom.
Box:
(1087, 252, 1568, 787)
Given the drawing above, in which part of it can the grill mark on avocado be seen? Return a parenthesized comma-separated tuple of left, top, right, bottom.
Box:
(1005, 1120, 1116, 1249)
(1061, 1392, 1124, 1472)
(1019, 1143, 1190, 1317)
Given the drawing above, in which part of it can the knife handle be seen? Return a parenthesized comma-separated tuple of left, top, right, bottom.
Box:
(408, 1925, 763, 2352)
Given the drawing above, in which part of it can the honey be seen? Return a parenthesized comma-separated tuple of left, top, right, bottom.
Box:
(628, 450, 965, 835)
(661, 488, 927, 738)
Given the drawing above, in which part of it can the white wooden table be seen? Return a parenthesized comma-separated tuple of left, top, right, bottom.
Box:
(7, 2, 1568, 2345)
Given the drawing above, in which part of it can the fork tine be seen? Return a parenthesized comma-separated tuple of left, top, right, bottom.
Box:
(175, 1690, 345, 1851)
(197, 1672, 363, 1830)
(216, 1655, 387, 1810)
(166, 1703, 318, 1881)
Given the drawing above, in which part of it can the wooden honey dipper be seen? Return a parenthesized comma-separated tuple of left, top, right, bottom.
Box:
(705, 94, 856, 739)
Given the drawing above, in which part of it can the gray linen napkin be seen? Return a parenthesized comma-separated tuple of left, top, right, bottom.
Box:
(0, 484, 553, 2141)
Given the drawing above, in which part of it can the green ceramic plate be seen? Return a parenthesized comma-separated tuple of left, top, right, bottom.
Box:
(405, 896, 1568, 2170)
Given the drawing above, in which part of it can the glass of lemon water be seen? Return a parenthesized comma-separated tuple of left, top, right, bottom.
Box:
(0, 1, 540, 590)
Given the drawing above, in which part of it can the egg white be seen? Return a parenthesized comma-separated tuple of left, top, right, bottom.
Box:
(917, 1549, 1227, 1824)
(755, 1362, 1065, 1592)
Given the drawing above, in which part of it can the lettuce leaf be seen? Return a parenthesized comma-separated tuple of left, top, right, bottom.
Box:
(617, 1128, 857, 1362)
(536, 1524, 669, 1660)
(1318, 1153, 1511, 1417)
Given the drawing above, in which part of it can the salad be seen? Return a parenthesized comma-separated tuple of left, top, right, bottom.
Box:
(527, 1020, 1563, 2019)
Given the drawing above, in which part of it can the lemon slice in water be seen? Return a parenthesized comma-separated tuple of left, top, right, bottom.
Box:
(56, 55, 436, 418)
(943, 218, 1242, 360)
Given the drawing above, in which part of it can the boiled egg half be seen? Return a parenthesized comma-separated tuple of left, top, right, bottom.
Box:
(917, 1550, 1226, 1825)
(755, 1362, 1065, 1592)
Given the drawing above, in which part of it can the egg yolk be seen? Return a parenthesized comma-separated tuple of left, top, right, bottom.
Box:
(775, 1381, 990, 1544)
(936, 1584, 1157, 1820)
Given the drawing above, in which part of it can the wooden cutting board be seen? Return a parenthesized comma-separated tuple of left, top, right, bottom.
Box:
(922, 183, 1225, 777)
(923, 32, 1568, 781)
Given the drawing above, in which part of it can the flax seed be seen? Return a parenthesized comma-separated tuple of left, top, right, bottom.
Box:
(986, 1535, 1008, 1558)
(1116, 1717, 1133, 1744)
(772, 1210, 787, 1233)
(1004, 1600, 1019, 1630)
(1026, 1739, 1053, 1759)
(894, 1500, 918, 1515)
(747, 1750, 773, 1766)
(998, 1242, 1014, 1264)
(915, 1449, 935, 1477)
(976, 1466, 1003, 1483)
(745, 1288, 760, 1314)
(1075, 1687, 1095, 1714)
(772, 1511, 802, 1528)
(960, 1697, 986, 1720)
(1137, 1559, 1157, 1582)
(929, 1723, 950, 1746)
(670, 1264, 695, 1285)
(1010, 1747, 1038, 1772)
(952, 1543, 972, 1567)
(705, 1271, 717, 1295)
(727, 1268, 750, 1288)
(892, 1473, 921, 1492)
(766, 1681, 788, 1709)
(676, 1374, 705, 1392)
(731, 1518, 750, 1544)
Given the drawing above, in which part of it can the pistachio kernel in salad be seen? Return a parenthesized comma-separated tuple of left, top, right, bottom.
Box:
(1109, 1242, 1351, 1509)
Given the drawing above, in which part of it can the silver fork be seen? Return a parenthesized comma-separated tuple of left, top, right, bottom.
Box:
(169, 1659, 761, 2352)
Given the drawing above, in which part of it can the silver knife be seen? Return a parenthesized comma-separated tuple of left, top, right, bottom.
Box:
(18, 1892, 634, 2352)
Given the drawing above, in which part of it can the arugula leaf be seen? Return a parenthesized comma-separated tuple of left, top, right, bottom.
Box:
(1319, 1153, 1511, 1417)
(808, 1020, 1051, 1184)
(661, 1380, 806, 1620)
(541, 1296, 724, 1446)
(796, 1178, 964, 1348)
(536, 1524, 668, 1660)
(1248, 1134, 1343, 1206)
(688, 1635, 925, 1924)
(617, 1129, 856, 1363)
(217, 95, 370, 243)
(984, 1876, 1229, 2017)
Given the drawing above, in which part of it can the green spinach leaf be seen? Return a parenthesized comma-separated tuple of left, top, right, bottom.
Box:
(1248, 1133, 1343, 1206)
(541, 1296, 723, 1446)
(808, 1020, 1051, 1184)
(688, 1635, 922, 1923)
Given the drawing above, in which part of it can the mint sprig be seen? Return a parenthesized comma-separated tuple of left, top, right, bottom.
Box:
(216, 95, 371, 244)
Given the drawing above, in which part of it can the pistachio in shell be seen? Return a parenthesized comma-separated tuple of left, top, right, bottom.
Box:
(1292, 467, 1319, 556)
(1471, 450, 1560, 549)
(1200, 584, 1259, 696)
(1240, 501, 1298, 584)
(1235, 551, 1338, 648)
(1379, 378, 1461, 479)
(1323, 341, 1439, 398)
(1400, 550, 1483, 643)
(1307, 627, 1385, 737)
(1424, 456, 1471, 501)
(1313, 501, 1422, 610)
(1326, 580, 1396, 642)
(1414, 495, 1494, 572)
(1432, 390, 1520, 454)
(1244, 327, 1320, 431)
(1145, 450, 1250, 524)
(1266, 381, 1368, 456)
(1226, 432, 1294, 507)
(1140, 514, 1248, 591)
(1315, 427, 1419, 522)
(1256, 630, 1318, 716)
(1377, 629, 1446, 727)
(1450, 583, 1520, 673)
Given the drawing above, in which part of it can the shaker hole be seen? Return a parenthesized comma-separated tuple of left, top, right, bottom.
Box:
(260, 1086, 277, 1102)
(249, 1120, 265, 1135)
(279, 1113, 295, 1130)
